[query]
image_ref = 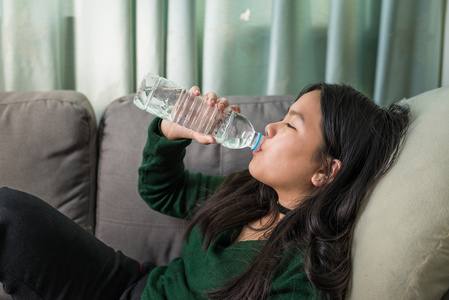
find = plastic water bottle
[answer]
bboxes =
[133,73,263,150]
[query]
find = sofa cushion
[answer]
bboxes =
[95,94,294,265]
[0,91,97,233]
[348,87,449,299]
[95,95,188,266]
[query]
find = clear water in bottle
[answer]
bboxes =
[134,73,263,150]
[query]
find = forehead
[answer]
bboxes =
[289,90,322,117]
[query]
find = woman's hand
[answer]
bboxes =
[160,86,241,144]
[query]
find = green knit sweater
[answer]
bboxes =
[138,118,320,299]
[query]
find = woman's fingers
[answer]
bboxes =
[195,90,240,113]
[216,97,229,111]
[203,92,218,107]
[231,105,241,114]
[189,86,201,96]
[161,87,242,145]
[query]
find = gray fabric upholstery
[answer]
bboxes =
[94,94,188,266]
[94,94,295,265]
[0,91,97,232]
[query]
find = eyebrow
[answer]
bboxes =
[287,107,305,122]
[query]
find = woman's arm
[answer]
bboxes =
[138,87,240,219]
[138,118,225,219]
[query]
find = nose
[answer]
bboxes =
[265,122,279,138]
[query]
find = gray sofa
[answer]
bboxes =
[1,87,449,299]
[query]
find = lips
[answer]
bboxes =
[253,136,265,152]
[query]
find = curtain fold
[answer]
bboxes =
[0,0,447,118]
[75,0,136,121]
[440,0,449,86]
[326,0,381,98]
[202,0,272,96]
[267,0,328,95]
[166,0,198,88]
[374,0,443,105]
[1,0,63,90]
[374,0,397,105]
[136,0,167,81]
[267,0,296,95]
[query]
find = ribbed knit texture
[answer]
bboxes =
[138,118,319,299]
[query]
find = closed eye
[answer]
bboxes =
[279,119,296,129]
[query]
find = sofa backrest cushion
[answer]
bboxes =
[347,87,449,299]
[95,94,294,265]
[0,91,97,233]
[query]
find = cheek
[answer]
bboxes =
[249,150,298,186]
[249,145,318,188]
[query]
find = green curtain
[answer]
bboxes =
[0,0,446,120]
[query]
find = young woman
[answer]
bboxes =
[0,82,409,299]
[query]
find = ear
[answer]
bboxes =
[312,158,342,187]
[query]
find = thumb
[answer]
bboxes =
[190,131,216,145]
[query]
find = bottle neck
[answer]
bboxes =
[250,132,263,150]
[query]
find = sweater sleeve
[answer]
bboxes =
[138,118,226,219]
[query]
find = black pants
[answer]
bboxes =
[0,187,153,300]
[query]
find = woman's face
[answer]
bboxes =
[249,90,324,202]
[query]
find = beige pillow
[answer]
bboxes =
[348,86,449,299]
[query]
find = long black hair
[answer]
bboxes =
[186,83,410,299]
